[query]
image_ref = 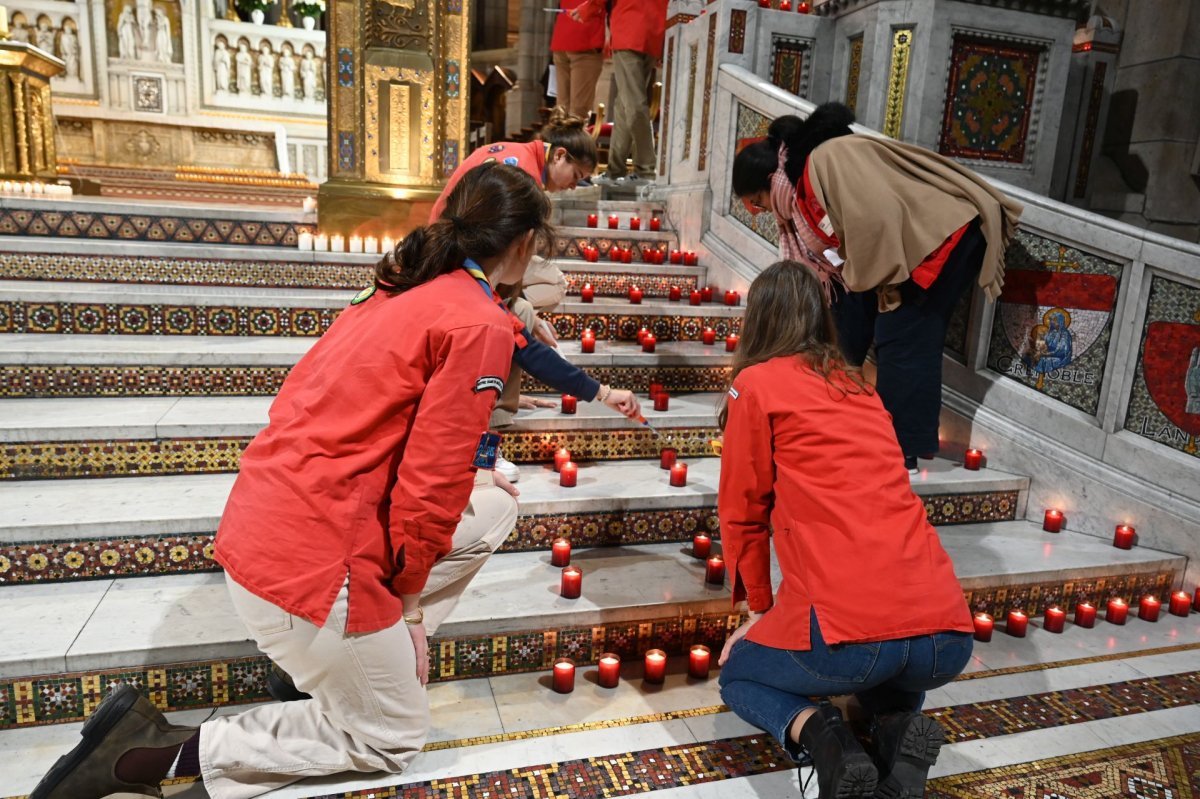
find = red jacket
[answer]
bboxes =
[552,0,604,52]
[215,270,514,633]
[431,141,548,223]
[719,356,973,650]
[576,0,667,59]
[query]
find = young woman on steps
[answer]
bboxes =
[715,260,975,798]
[30,164,557,799]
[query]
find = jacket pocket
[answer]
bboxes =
[931,631,973,678]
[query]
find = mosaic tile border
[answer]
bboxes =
[954,641,1200,683]
[938,34,1039,164]
[697,13,718,172]
[659,36,676,176]
[546,313,742,343]
[0,612,743,730]
[2,365,735,398]
[963,569,1175,619]
[0,208,312,247]
[551,234,677,263]
[0,300,339,337]
[0,252,372,290]
[0,492,1020,584]
[563,271,700,299]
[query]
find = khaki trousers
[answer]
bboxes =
[198,481,518,799]
[552,50,604,119]
[609,49,656,178]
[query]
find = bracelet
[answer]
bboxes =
[596,384,612,403]
[403,607,425,626]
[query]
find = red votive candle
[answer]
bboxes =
[561,394,577,414]
[660,447,677,469]
[688,645,711,678]
[552,658,575,693]
[701,286,714,303]
[622,248,633,264]
[642,333,657,354]
[693,533,711,559]
[637,327,649,345]
[586,246,599,263]
[670,462,688,487]
[609,246,621,262]
[1074,601,1097,628]
[1114,524,1135,549]
[559,461,578,488]
[1005,609,1028,638]
[550,536,571,566]
[608,214,619,229]
[581,283,595,302]
[630,216,641,231]
[581,330,596,353]
[702,327,716,346]
[724,290,740,306]
[1170,591,1191,617]
[670,249,683,264]
[689,289,702,306]
[553,448,571,473]
[649,217,661,232]
[560,565,582,598]
[653,391,669,411]
[1043,606,1065,633]
[964,448,983,470]
[1106,597,1128,625]
[757,0,768,7]
[629,285,643,304]
[597,653,621,688]
[669,285,682,301]
[1042,509,1064,532]
[644,649,667,683]
[972,612,994,642]
[780,0,791,10]
[586,213,598,228]
[648,381,664,398]
[705,554,725,584]
[685,251,699,266]
[799,1,811,11]
[726,334,739,352]
[1138,595,1161,622]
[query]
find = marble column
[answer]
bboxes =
[506,0,552,138]
[0,40,65,180]
[318,0,471,236]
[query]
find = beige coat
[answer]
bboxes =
[805,135,1023,308]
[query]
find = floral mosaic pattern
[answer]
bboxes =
[939,35,1040,163]
[547,313,742,342]
[0,252,374,290]
[552,234,677,262]
[0,208,311,247]
[525,366,735,396]
[1123,275,1200,460]
[962,570,1174,619]
[986,231,1123,415]
[0,301,340,337]
[728,103,779,248]
[563,270,700,298]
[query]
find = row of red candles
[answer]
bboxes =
[551,646,713,693]
[579,328,739,354]
[577,245,699,266]
[974,590,1200,640]
[586,214,663,232]
[552,534,724,595]
[758,0,812,10]
[580,284,739,305]
[552,440,690,486]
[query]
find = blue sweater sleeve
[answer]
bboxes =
[513,328,601,401]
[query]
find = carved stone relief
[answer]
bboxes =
[108,0,184,65]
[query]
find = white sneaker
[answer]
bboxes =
[495,453,520,483]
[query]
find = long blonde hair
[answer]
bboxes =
[717,260,871,430]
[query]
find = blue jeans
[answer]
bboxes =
[718,611,973,759]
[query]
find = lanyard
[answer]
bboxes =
[462,258,529,348]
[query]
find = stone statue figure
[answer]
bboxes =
[135,0,153,45]
[59,26,79,79]
[235,43,252,94]
[153,8,172,63]
[9,18,29,43]
[278,47,296,100]
[299,51,317,101]
[1187,347,1200,414]
[257,45,275,97]
[117,7,138,60]
[213,40,231,93]
[34,17,55,54]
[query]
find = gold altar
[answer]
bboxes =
[0,33,64,182]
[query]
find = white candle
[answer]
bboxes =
[21,182,32,195]
[2,181,12,195]
[313,233,329,251]
[364,236,378,254]
[381,236,395,255]
[302,196,317,213]
[348,235,363,254]
[329,234,345,252]
[32,182,44,195]
[297,231,313,251]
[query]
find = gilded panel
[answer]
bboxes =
[364,63,434,184]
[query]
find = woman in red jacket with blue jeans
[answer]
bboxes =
[716,261,974,799]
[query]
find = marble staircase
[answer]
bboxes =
[0,195,1194,798]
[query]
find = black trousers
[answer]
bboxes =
[832,219,985,458]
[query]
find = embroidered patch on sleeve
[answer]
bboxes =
[350,285,376,305]
[474,376,505,395]
[487,144,506,153]
[473,431,501,469]
[481,156,497,165]
[502,156,519,166]
[728,386,740,400]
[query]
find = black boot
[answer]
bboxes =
[266,663,311,703]
[871,711,946,798]
[798,702,878,798]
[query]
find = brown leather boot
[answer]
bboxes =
[30,685,198,799]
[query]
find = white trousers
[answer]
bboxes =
[198,482,518,799]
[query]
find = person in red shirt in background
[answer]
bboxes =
[715,261,974,799]
[572,0,667,182]
[29,164,554,799]
[551,0,605,119]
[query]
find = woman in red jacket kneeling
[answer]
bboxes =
[716,261,974,799]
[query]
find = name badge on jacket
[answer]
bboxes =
[473,432,502,469]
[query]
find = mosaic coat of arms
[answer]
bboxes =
[987,233,1122,415]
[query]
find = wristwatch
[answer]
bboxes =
[403,607,425,626]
